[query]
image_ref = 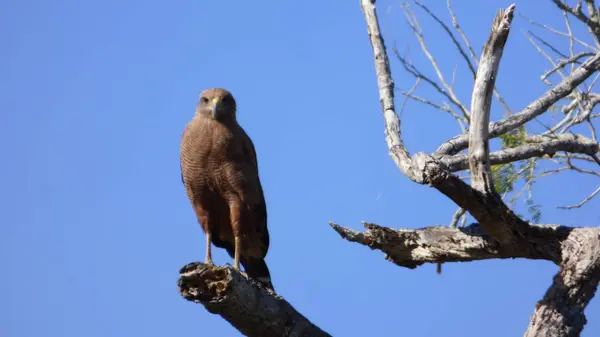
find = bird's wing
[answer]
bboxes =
[238,126,267,214]
[234,126,269,252]
[180,123,190,186]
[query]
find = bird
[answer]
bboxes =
[180,88,273,290]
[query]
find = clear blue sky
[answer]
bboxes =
[2,0,599,336]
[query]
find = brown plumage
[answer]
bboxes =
[180,88,273,289]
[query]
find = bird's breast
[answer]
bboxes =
[180,119,237,187]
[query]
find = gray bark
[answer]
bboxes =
[332,222,600,337]
[435,52,600,157]
[352,1,600,336]
[468,4,514,195]
[177,2,600,336]
[524,229,600,337]
[443,134,599,172]
[178,262,331,337]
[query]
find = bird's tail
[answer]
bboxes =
[241,257,274,290]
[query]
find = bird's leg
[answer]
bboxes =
[205,232,214,265]
[234,235,241,270]
[196,208,214,266]
[229,202,242,271]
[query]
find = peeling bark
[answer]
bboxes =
[178,262,331,337]
[525,228,600,337]
[350,1,600,336]
[331,221,523,268]
[330,222,595,269]
[332,222,600,336]
[177,2,600,336]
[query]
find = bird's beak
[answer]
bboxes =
[210,98,221,119]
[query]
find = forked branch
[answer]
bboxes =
[436,52,600,157]
[443,134,600,172]
[347,2,600,337]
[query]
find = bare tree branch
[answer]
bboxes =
[525,31,564,86]
[520,12,599,51]
[398,77,420,117]
[332,222,600,337]
[394,51,471,123]
[523,228,600,337]
[551,0,599,32]
[551,0,600,48]
[436,52,600,156]
[413,0,476,77]
[468,5,515,193]
[558,185,600,209]
[444,134,600,172]
[415,0,512,115]
[529,30,571,61]
[330,222,528,268]
[447,0,478,64]
[556,152,600,163]
[364,1,540,247]
[563,8,577,73]
[362,0,415,180]
[178,262,331,337]
[329,221,587,269]
[401,2,471,119]
[355,3,600,336]
[397,89,467,131]
[541,52,596,81]
[449,207,466,228]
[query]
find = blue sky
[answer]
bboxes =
[2,0,599,336]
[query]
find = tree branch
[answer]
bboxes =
[414,0,512,115]
[523,228,600,337]
[355,2,600,336]
[331,222,600,337]
[401,2,470,120]
[558,185,600,209]
[330,222,527,269]
[468,4,515,194]
[541,52,595,81]
[443,134,600,172]
[330,221,581,269]
[362,1,541,246]
[447,0,479,64]
[520,12,599,52]
[413,0,477,77]
[436,52,600,157]
[178,262,331,337]
[361,0,416,181]
[551,0,600,33]
[394,51,470,125]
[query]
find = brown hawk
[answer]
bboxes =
[180,88,273,289]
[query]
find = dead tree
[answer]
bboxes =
[178,1,600,336]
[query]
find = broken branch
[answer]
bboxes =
[178,262,331,337]
[468,4,515,194]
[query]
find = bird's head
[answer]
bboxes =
[195,88,237,122]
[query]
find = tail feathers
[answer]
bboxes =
[241,257,274,290]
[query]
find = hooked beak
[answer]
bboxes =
[210,98,221,119]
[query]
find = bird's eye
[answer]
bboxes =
[200,97,209,104]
